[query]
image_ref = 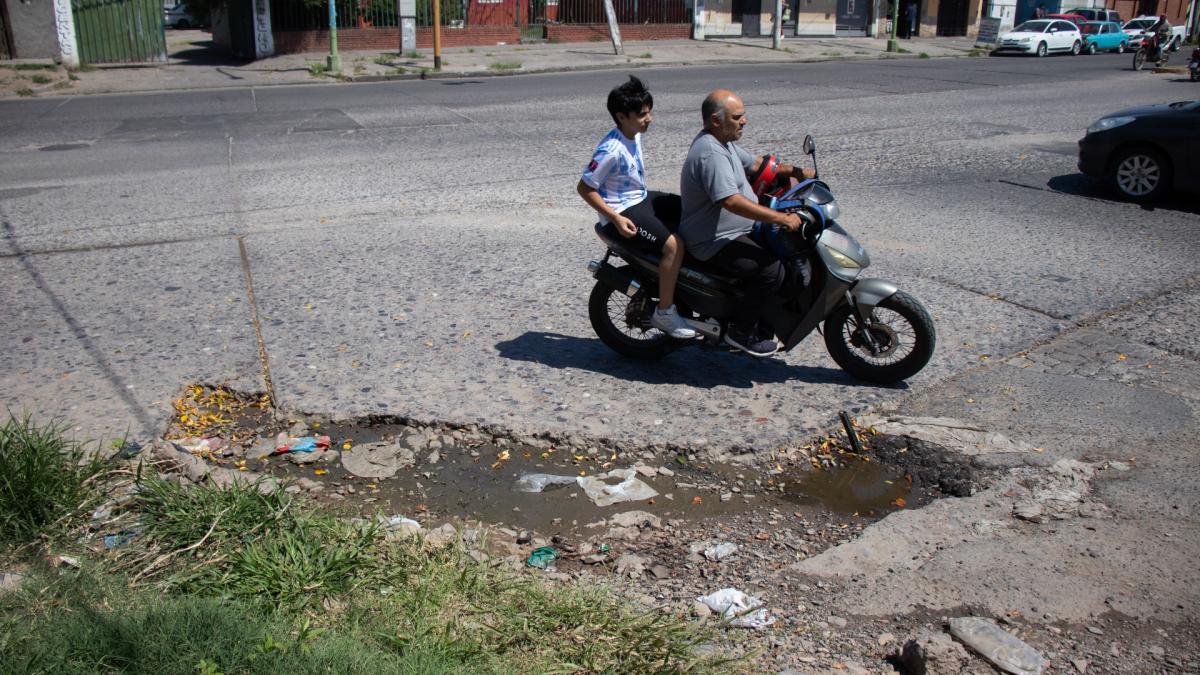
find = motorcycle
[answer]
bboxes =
[585,135,936,384]
[1132,34,1170,71]
[1189,46,1199,82]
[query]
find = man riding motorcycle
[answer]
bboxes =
[1146,15,1172,63]
[678,88,815,357]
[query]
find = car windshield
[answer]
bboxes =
[1080,23,1101,33]
[1014,21,1050,32]
[1124,19,1153,30]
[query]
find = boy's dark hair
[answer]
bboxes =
[606,75,653,125]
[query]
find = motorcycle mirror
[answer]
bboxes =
[802,135,815,155]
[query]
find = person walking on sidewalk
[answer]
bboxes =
[577,76,696,340]
[678,89,815,357]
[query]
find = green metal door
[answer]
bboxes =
[73,0,167,64]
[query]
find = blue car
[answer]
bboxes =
[1079,21,1128,54]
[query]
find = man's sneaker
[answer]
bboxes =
[650,305,697,339]
[724,325,779,357]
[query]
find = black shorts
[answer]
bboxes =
[599,191,681,254]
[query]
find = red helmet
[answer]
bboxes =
[749,153,781,197]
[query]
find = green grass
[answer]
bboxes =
[487,61,521,71]
[307,62,329,77]
[0,416,117,547]
[896,47,912,54]
[70,63,97,73]
[373,54,397,66]
[4,63,56,71]
[15,88,34,97]
[634,52,653,59]
[919,52,930,58]
[30,74,52,84]
[405,50,424,59]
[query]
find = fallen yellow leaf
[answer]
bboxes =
[314,468,327,475]
[342,441,352,450]
[1117,353,1127,361]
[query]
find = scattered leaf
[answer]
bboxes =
[691,496,703,505]
[342,441,352,450]
[1117,353,1127,361]
[314,468,327,476]
[891,497,906,507]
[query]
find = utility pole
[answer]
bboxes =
[887,0,899,52]
[327,0,341,71]
[433,0,443,69]
[772,0,783,48]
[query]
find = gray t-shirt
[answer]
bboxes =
[679,132,756,261]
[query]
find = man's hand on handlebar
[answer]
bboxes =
[778,212,804,233]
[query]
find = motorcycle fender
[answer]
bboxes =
[850,278,898,322]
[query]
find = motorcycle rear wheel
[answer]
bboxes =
[1133,49,1146,70]
[588,275,673,359]
[824,291,935,384]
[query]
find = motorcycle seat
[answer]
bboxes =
[594,223,743,287]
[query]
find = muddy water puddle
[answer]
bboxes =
[166,386,959,541]
[266,423,760,535]
[781,461,912,516]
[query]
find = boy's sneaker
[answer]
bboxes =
[651,305,697,339]
[724,325,779,357]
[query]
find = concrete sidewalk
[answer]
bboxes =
[0,33,981,99]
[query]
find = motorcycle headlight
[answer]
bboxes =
[823,245,861,269]
[1087,116,1135,134]
[823,200,840,221]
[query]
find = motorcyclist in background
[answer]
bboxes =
[1147,15,1171,63]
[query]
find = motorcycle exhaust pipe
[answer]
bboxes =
[588,260,641,297]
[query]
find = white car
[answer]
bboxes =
[1121,17,1186,51]
[996,19,1083,56]
[163,3,200,29]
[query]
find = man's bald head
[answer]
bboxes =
[701,89,747,143]
[701,89,741,129]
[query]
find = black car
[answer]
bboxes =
[1077,100,1200,202]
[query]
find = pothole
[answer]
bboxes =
[161,385,991,541]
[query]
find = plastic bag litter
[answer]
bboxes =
[386,515,421,529]
[703,542,738,561]
[577,468,659,507]
[514,473,579,493]
[696,588,776,629]
[525,546,558,569]
[274,434,331,454]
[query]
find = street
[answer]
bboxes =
[3,49,1200,671]
[1,52,1195,446]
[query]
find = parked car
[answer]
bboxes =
[1046,12,1088,28]
[163,3,199,29]
[996,20,1084,56]
[1067,8,1122,24]
[1078,100,1200,202]
[1122,16,1186,52]
[1079,21,1129,54]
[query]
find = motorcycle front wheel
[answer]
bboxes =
[1133,48,1146,70]
[824,291,935,384]
[588,274,673,359]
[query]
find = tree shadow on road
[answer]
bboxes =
[495,331,886,390]
[1045,173,1200,216]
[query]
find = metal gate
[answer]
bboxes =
[935,0,967,36]
[72,0,166,64]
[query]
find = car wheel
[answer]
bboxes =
[1116,41,1125,54]
[1071,40,1082,55]
[1110,146,1172,203]
[1086,41,1096,55]
[176,19,190,29]
[1036,42,1047,57]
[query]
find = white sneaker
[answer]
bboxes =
[650,305,697,339]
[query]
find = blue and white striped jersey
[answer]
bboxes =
[580,128,647,220]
